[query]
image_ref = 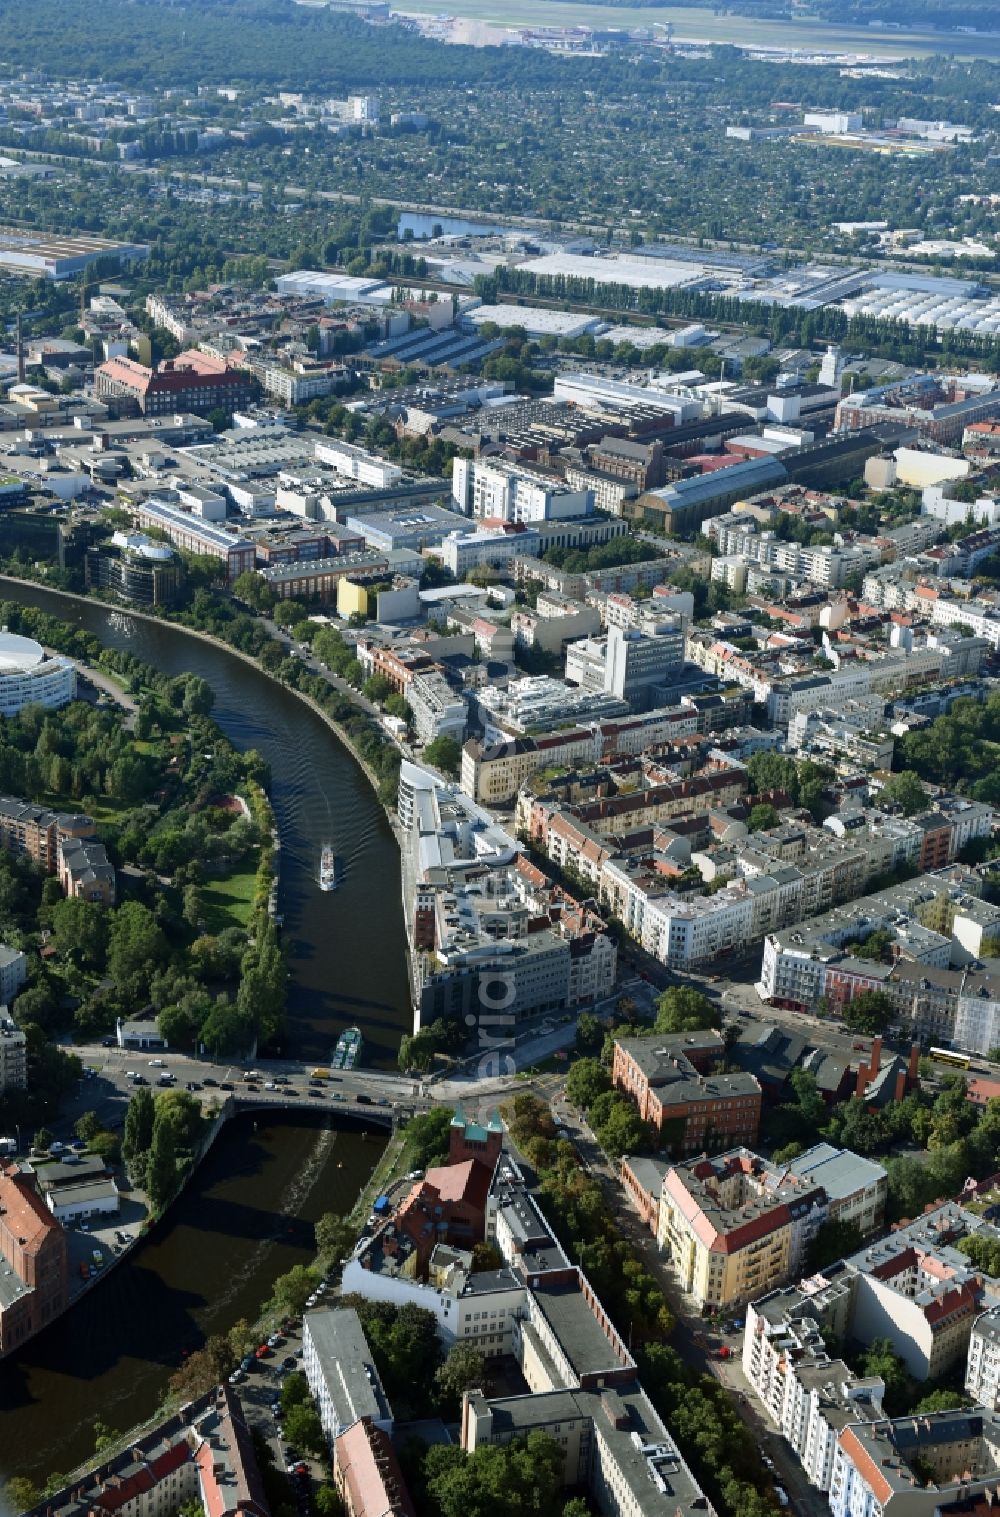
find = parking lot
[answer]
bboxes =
[232,1276,342,1500]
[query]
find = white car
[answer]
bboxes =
[149,1058,165,1067]
[265,1081,278,1091]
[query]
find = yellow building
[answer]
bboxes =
[657,1149,827,1311]
[336,576,372,620]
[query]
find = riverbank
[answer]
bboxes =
[0,574,394,810]
[0,1113,389,1496]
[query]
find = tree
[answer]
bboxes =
[90,1131,122,1166]
[108,901,169,997]
[654,986,719,1035]
[314,1212,356,1263]
[434,1343,487,1414]
[401,1107,452,1169]
[470,1241,503,1273]
[747,803,779,832]
[422,735,461,777]
[424,1431,564,1517]
[314,1486,344,1517]
[270,1264,318,1316]
[913,1388,968,1414]
[123,1086,156,1169]
[50,896,108,970]
[32,1127,53,1153]
[281,1371,312,1416]
[283,1403,325,1459]
[804,1218,863,1274]
[566,1057,611,1110]
[75,1109,102,1143]
[858,1338,913,1415]
[145,1111,178,1212]
[842,990,893,1035]
[591,1095,652,1158]
[574,1011,603,1055]
[4,1478,40,1513]
[878,769,927,816]
[153,1088,202,1148]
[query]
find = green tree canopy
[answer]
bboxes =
[654,985,719,1035]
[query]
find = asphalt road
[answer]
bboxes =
[44,1040,427,1156]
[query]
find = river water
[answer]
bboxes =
[0,583,407,1488]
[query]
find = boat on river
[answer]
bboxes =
[333,1025,362,1070]
[319,844,339,891]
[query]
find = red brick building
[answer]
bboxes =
[95,349,255,417]
[0,1162,69,1355]
[612,1033,762,1156]
[393,1158,494,1270]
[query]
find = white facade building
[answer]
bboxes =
[314,438,402,489]
[0,633,76,717]
[452,457,591,524]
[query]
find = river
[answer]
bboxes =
[0,581,407,1489]
[0,582,413,1067]
[0,1113,387,1487]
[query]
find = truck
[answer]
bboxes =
[311,1068,331,1081]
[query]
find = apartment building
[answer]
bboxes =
[657,1149,829,1310]
[302,1307,393,1445]
[778,1143,887,1234]
[334,1418,415,1517]
[406,668,467,744]
[26,1387,269,1517]
[59,834,116,906]
[744,1279,882,1492]
[759,867,1000,1054]
[967,1308,1000,1411]
[830,1410,1000,1517]
[612,1034,762,1155]
[602,859,755,968]
[0,1009,27,1094]
[461,704,700,806]
[475,676,631,742]
[0,1161,69,1355]
[0,943,27,1006]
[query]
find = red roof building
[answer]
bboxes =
[0,1161,68,1355]
[95,349,255,417]
[334,1417,415,1517]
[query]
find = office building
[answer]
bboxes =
[452,457,592,523]
[0,632,76,716]
[130,499,255,582]
[84,532,184,608]
[95,350,254,417]
[603,622,686,711]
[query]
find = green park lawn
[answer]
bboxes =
[199,866,259,934]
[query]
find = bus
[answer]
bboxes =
[929,1047,971,1070]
